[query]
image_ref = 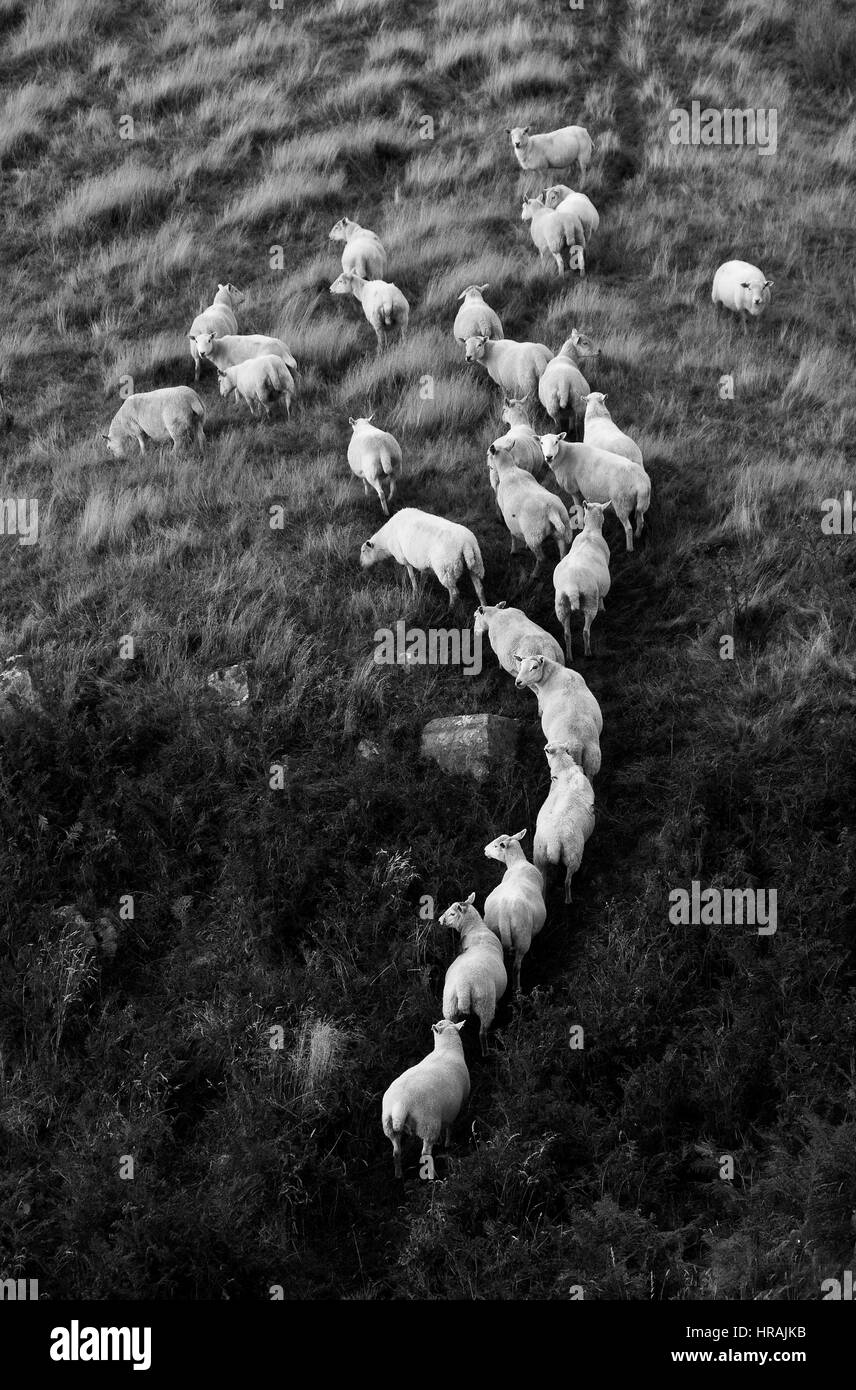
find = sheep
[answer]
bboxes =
[439,893,508,1056]
[507,124,593,186]
[521,197,585,277]
[711,259,773,329]
[489,396,544,478]
[453,284,504,343]
[195,331,297,375]
[103,387,205,459]
[581,392,643,466]
[541,185,600,240]
[487,442,573,577]
[473,601,564,675]
[483,830,547,995]
[538,329,600,439]
[533,742,596,903]
[217,354,295,419]
[347,415,402,516]
[553,501,611,659]
[328,217,387,280]
[360,507,487,609]
[465,334,552,399]
[514,654,602,780]
[187,282,242,382]
[539,431,651,552]
[381,1019,469,1179]
[329,270,409,351]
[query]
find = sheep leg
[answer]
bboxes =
[387,477,396,503]
[470,572,487,607]
[444,581,460,611]
[510,534,524,554]
[420,1139,435,1179]
[362,479,370,498]
[376,484,389,517]
[391,1133,403,1180]
[582,606,594,656]
[553,252,565,276]
[479,1023,489,1058]
[405,562,419,595]
[513,952,523,997]
[622,516,634,551]
[563,615,573,662]
[564,862,574,903]
[635,507,645,538]
[529,543,545,579]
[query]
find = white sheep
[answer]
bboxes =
[465,335,552,398]
[347,415,402,516]
[553,501,611,659]
[381,1019,469,1179]
[217,354,295,419]
[514,654,602,780]
[711,259,773,328]
[453,284,504,343]
[360,507,487,609]
[581,392,643,466]
[439,893,508,1056]
[195,331,297,375]
[540,431,650,552]
[541,185,600,240]
[187,283,242,382]
[487,442,573,576]
[521,197,585,277]
[507,124,593,186]
[538,329,600,439]
[329,270,409,351]
[103,387,205,458]
[533,742,596,903]
[328,217,387,280]
[489,396,544,478]
[483,830,547,995]
[473,601,564,675]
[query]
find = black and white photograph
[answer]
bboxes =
[0,0,854,1360]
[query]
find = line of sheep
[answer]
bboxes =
[91,116,773,1182]
[379,126,774,1181]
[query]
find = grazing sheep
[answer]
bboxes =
[453,284,504,343]
[465,334,552,398]
[483,830,547,995]
[195,331,297,376]
[488,442,573,576]
[187,282,242,382]
[538,330,600,439]
[439,893,508,1057]
[539,431,650,551]
[328,217,387,280]
[521,197,585,277]
[489,396,544,479]
[553,501,611,659]
[507,124,593,186]
[347,415,402,516]
[581,392,643,466]
[329,270,409,351]
[104,387,205,458]
[533,742,596,903]
[541,185,600,240]
[360,507,487,608]
[217,354,295,419]
[711,259,773,329]
[514,654,602,780]
[473,601,564,675]
[381,1019,469,1179]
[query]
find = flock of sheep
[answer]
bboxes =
[97,119,774,1181]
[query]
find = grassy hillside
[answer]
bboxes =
[1,0,855,1299]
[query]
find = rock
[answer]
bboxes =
[0,656,42,724]
[420,714,521,782]
[356,738,381,760]
[206,662,250,715]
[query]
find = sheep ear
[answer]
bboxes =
[453,1020,466,1031]
[348,416,355,426]
[478,283,489,291]
[465,891,476,905]
[557,431,567,441]
[765,279,774,288]
[513,829,527,841]
[497,600,506,609]
[523,126,530,134]
[366,413,374,423]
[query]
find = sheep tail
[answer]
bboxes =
[497,912,513,954]
[380,450,396,475]
[463,541,484,579]
[190,395,204,418]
